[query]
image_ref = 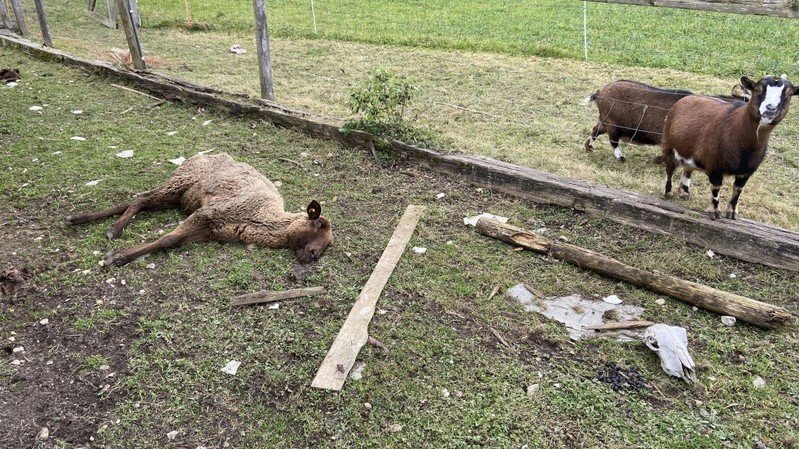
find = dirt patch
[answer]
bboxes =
[0,267,30,296]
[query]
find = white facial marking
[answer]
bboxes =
[680,175,691,187]
[759,84,785,119]
[614,146,624,160]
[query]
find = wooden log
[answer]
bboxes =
[476,218,795,329]
[5,34,799,272]
[586,0,799,19]
[312,205,425,391]
[230,286,325,307]
[583,320,655,331]
[252,0,274,100]
[115,0,145,70]
[9,0,27,36]
[32,0,52,47]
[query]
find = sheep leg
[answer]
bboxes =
[67,204,131,225]
[584,123,604,152]
[104,212,212,267]
[725,175,750,220]
[106,189,183,240]
[678,169,693,200]
[707,173,723,220]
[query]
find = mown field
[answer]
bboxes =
[1,43,799,449]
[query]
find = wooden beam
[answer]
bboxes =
[9,0,28,36]
[476,218,795,329]
[312,205,425,391]
[252,0,274,100]
[586,0,799,19]
[583,320,655,331]
[115,0,144,70]
[5,34,799,273]
[32,0,52,47]
[0,0,14,30]
[230,286,325,307]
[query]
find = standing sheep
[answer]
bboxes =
[661,75,798,220]
[67,153,334,266]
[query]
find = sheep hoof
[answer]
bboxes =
[678,191,690,200]
[707,210,721,220]
[104,250,128,267]
[664,191,674,199]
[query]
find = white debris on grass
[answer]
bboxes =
[116,150,134,158]
[463,213,509,227]
[229,44,247,54]
[706,249,715,259]
[6,82,17,88]
[527,383,540,396]
[71,110,83,114]
[52,151,61,155]
[721,316,736,326]
[412,247,427,254]
[655,298,667,306]
[85,180,102,186]
[644,324,696,382]
[602,294,623,305]
[508,284,644,341]
[753,376,767,388]
[168,156,186,166]
[146,263,156,270]
[12,346,24,353]
[435,192,446,199]
[11,359,22,366]
[729,273,737,279]
[166,131,178,136]
[221,360,241,375]
[350,362,366,381]
[71,136,87,141]
[166,430,179,440]
[29,105,43,111]
[202,119,212,126]
[39,318,49,325]
[273,181,282,188]
[268,303,280,310]
[37,427,49,440]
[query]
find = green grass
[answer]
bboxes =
[1,46,799,449]
[132,0,799,77]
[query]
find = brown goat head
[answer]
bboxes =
[741,75,799,126]
[290,200,334,263]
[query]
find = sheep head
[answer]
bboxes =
[290,200,333,263]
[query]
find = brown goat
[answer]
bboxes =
[585,80,744,162]
[661,75,798,220]
[67,153,334,266]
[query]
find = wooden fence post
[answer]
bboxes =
[0,1,14,31]
[9,0,28,36]
[32,0,52,47]
[116,0,145,70]
[252,0,275,100]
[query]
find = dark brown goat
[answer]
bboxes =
[67,153,334,266]
[585,80,744,162]
[661,75,798,220]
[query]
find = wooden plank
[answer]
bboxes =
[311,205,425,391]
[0,0,14,30]
[32,0,52,46]
[230,286,325,306]
[583,320,656,331]
[252,0,274,100]
[476,218,795,329]
[4,34,799,272]
[586,0,799,18]
[115,0,144,69]
[9,0,28,36]
[386,140,799,271]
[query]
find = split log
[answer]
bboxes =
[312,205,425,391]
[586,0,799,19]
[476,218,795,329]
[230,286,325,307]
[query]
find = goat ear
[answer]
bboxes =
[792,85,799,96]
[740,76,757,91]
[307,200,322,220]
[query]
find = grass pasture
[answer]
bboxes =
[1,44,799,448]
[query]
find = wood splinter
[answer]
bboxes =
[230,286,325,306]
[583,320,656,331]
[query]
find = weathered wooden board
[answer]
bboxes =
[4,34,799,271]
[587,0,799,19]
[476,218,795,329]
[230,286,325,307]
[32,0,52,47]
[311,205,425,391]
[9,0,28,36]
[115,0,144,69]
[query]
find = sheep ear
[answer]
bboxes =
[307,200,321,220]
[740,76,757,91]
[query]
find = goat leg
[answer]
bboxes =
[725,175,750,220]
[584,123,604,153]
[678,170,693,200]
[105,213,212,266]
[66,204,130,225]
[707,174,723,220]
